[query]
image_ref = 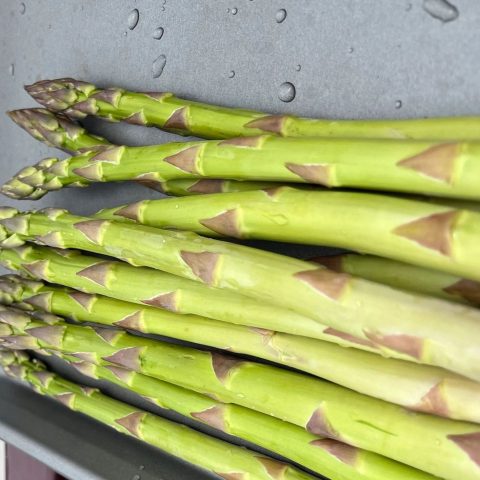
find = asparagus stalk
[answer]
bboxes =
[26,78,480,141]
[95,188,480,281]
[3,274,480,423]
[4,135,480,201]
[1,208,480,381]
[0,244,364,349]
[7,108,110,153]
[312,254,480,307]
[0,313,478,480]
[0,352,316,480]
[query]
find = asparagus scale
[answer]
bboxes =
[0,351,315,480]
[26,78,480,141]
[1,208,480,382]
[3,273,480,423]
[0,312,478,480]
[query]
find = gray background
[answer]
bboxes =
[0,0,478,478]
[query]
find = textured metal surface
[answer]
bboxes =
[0,0,477,479]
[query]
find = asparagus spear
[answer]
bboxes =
[4,135,480,201]
[1,351,439,480]
[312,254,480,307]
[0,313,478,480]
[3,274,480,423]
[7,109,110,153]
[0,245,365,350]
[26,78,480,141]
[1,208,480,381]
[0,352,316,480]
[95,188,480,281]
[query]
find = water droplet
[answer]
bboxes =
[228,70,235,78]
[295,64,301,72]
[152,55,167,78]
[127,9,140,30]
[278,82,296,103]
[348,47,354,54]
[161,6,165,11]
[395,100,403,109]
[232,7,238,15]
[275,8,287,23]
[423,0,459,22]
[153,27,164,40]
[123,31,128,37]
[406,2,413,11]
[20,3,26,14]
[8,64,15,76]
[226,8,230,13]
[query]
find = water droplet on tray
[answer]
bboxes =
[226,8,230,13]
[153,27,164,40]
[406,2,413,11]
[8,64,15,76]
[20,3,26,14]
[123,31,128,37]
[228,70,235,78]
[348,47,354,54]
[127,9,140,30]
[395,100,403,109]
[278,82,296,103]
[423,0,459,22]
[232,7,238,15]
[152,55,167,78]
[276,8,287,23]
[295,64,301,72]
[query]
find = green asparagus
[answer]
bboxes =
[3,274,480,423]
[95,188,480,281]
[311,254,480,306]
[0,351,315,480]
[1,207,480,380]
[4,135,480,200]
[7,108,110,153]
[0,313,478,480]
[26,78,480,140]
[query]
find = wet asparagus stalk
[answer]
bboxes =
[95,188,480,281]
[3,273,480,423]
[0,351,316,480]
[25,78,480,140]
[0,311,478,480]
[3,135,480,201]
[1,208,480,381]
[311,254,480,307]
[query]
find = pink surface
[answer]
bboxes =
[7,445,65,480]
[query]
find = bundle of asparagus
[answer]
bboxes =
[1,307,479,480]
[0,324,443,480]
[2,77,480,480]
[0,350,318,480]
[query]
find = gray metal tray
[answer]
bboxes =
[0,0,478,478]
